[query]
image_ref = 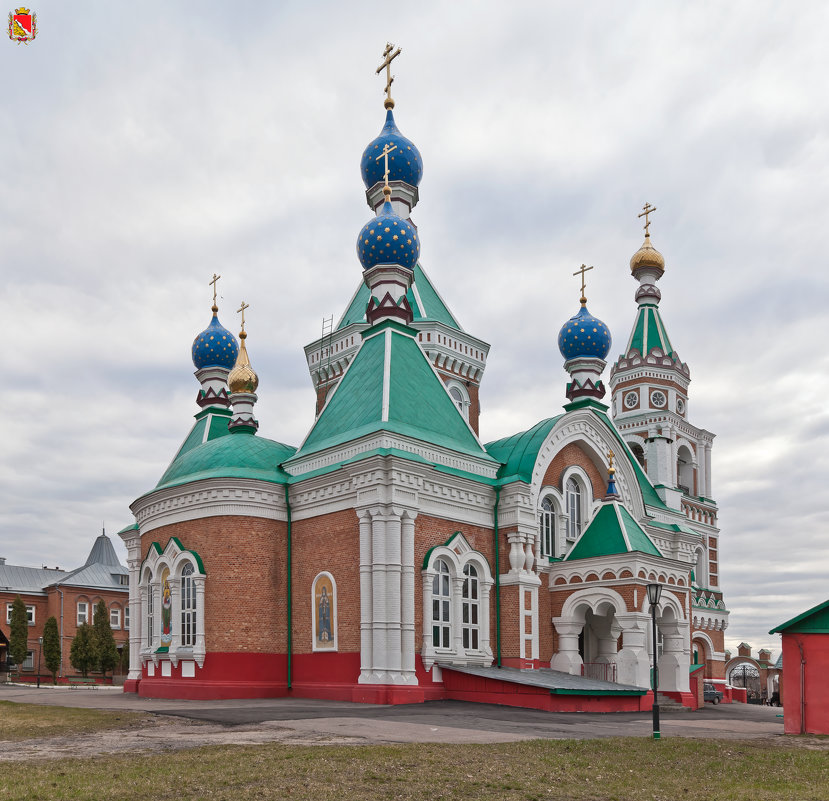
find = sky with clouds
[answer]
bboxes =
[1,2,827,657]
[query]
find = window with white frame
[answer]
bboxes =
[447,383,470,421]
[539,497,556,558]
[6,604,35,625]
[22,651,34,671]
[461,564,479,650]
[124,605,130,630]
[77,601,88,626]
[432,559,451,649]
[110,607,121,629]
[180,562,196,647]
[565,478,582,540]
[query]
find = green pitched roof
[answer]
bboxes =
[484,417,563,482]
[625,304,674,357]
[170,408,233,464]
[291,320,492,462]
[770,599,829,634]
[565,501,662,561]
[154,433,296,491]
[337,264,461,331]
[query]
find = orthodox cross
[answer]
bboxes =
[608,449,615,472]
[638,202,657,235]
[237,301,250,332]
[376,42,402,109]
[573,263,594,305]
[209,273,221,307]
[375,142,398,191]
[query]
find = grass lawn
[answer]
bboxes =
[1,737,827,801]
[0,700,148,741]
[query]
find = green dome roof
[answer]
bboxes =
[156,434,296,491]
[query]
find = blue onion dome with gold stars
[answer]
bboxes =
[361,110,423,189]
[558,305,612,361]
[192,307,239,370]
[357,200,420,271]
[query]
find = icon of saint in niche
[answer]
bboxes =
[318,586,332,643]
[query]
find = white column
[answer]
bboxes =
[123,531,142,684]
[480,582,493,660]
[193,576,206,668]
[704,444,713,498]
[385,511,403,678]
[551,618,583,675]
[615,613,651,687]
[451,575,465,658]
[169,575,181,664]
[400,511,417,684]
[358,508,375,684]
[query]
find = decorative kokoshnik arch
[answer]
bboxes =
[140,537,206,669]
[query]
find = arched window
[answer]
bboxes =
[539,497,556,558]
[677,445,695,494]
[629,441,646,469]
[180,562,196,647]
[462,564,479,650]
[447,383,469,421]
[432,559,451,649]
[566,478,582,541]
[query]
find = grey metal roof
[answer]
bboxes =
[0,564,67,594]
[48,562,127,591]
[438,664,647,695]
[84,533,123,567]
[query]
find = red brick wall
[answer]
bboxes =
[542,443,605,498]
[143,516,286,654]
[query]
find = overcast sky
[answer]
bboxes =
[2,2,827,657]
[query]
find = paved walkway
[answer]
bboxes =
[0,684,786,744]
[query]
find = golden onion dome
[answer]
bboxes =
[629,233,665,273]
[228,331,259,394]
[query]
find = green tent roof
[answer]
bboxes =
[485,417,563,482]
[154,432,296,491]
[565,501,662,561]
[624,303,674,357]
[770,599,829,634]
[291,320,493,463]
[337,264,461,331]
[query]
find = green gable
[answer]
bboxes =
[291,321,493,463]
[337,264,461,331]
[565,501,661,561]
[770,599,829,634]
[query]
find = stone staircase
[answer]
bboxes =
[656,692,687,710]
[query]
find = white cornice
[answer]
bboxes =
[131,478,286,535]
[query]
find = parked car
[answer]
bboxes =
[704,682,723,704]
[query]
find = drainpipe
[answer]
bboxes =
[494,485,502,668]
[284,484,293,690]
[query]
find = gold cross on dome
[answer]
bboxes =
[237,301,250,332]
[376,42,402,109]
[209,273,221,307]
[638,202,657,235]
[375,142,398,191]
[573,263,594,305]
[608,449,615,472]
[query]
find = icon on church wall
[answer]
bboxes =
[8,7,36,43]
[160,566,172,647]
[312,572,337,651]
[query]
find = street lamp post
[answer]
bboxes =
[36,636,43,689]
[647,583,662,740]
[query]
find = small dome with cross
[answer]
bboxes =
[361,110,423,189]
[357,200,420,271]
[558,306,612,361]
[192,311,239,370]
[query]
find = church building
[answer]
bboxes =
[120,48,728,709]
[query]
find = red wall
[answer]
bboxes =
[781,633,829,735]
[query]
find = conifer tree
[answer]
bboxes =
[9,596,29,674]
[42,616,61,683]
[92,600,119,677]
[69,622,96,677]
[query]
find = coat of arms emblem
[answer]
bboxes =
[8,7,36,43]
